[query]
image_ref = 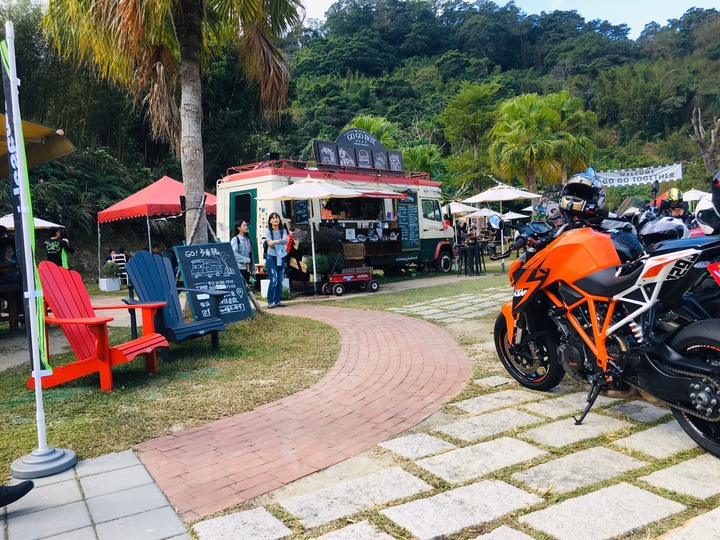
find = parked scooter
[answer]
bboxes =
[489,171,720,457]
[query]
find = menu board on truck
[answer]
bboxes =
[397,194,419,249]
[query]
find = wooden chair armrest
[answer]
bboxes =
[96,302,166,310]
[111,300,165,334]
[45,315,114,326]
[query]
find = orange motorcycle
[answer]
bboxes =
[489,188,720,456]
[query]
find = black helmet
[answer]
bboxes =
[559,168,606,218]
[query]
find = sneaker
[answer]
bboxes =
[275,302,287,307]
[266,303,276,309]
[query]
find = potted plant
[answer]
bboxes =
[99,261,121,292]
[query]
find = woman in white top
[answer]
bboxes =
[264,212,288,308]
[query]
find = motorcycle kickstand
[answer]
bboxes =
[573,380,604,425]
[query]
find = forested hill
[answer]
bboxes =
[1,0,720,236]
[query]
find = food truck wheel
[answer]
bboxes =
[436,251,453,273]
[332,283,345,296]
[369,280,380,292]
[322,283,332,295]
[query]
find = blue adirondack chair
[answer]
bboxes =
[124,251,227,356]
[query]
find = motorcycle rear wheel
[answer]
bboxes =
[667,319,720,457]
[494,313,565,391]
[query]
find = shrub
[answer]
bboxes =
[100,262,120,278]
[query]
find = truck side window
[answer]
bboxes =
[422,200,442,222]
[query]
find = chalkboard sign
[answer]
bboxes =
[397,195,419,249]
[295,200,309,224]
[174,242,252,323]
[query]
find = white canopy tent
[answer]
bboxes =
[0,213,62,230]
[684,188,711,202]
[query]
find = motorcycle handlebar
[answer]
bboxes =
[489,237,527,260]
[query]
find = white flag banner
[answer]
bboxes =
[596,163,683,187]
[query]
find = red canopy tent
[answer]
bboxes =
[97,175,216,223]
[96,176,217,278]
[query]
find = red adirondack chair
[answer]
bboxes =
[29,262,169,392]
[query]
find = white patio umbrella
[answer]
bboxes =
[259,177,361,294]
[466,208,500,218]
[0,213,62,230]
[502,211,529,220]
[463,184,541,270]
[441,201,477,215]
[442,201,478,246]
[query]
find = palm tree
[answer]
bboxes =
[543,91,597,181]
[402,144,444,179]
[42,0,302,244]
[343,115,399,148]
[489,93,564,193]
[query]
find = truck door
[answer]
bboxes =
[420,199,449,241]
[230,189,258,263]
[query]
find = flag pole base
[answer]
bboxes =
[10,447,77,479]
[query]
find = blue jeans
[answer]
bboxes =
[265,256,286,305]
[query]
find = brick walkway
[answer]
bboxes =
[137,305,472,520]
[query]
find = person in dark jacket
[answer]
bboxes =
[44,227,75,268]
[659,187,691,222]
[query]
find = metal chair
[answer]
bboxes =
[112,253,128,285]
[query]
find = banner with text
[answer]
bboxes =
[595,163,682,187]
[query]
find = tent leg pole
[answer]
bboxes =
[310,201,317,295]
[500,202,505,273]
[147,216,152,251]
[97,222,101,281]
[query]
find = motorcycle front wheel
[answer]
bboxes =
[494,313,565,391]
[667,319,720,457]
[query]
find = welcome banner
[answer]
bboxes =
[596,163,683,187]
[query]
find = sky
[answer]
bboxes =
[303,0,718,40]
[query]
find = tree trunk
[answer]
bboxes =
[690,106,720,175]
[525,166,538,193]
[175,0,207,244]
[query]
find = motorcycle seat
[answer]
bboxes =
[648,236,720,255]
[575,265,643,298]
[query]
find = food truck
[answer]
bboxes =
[215,129,454,277]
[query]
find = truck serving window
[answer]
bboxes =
[422,199,442,221]
[326,197,383,220]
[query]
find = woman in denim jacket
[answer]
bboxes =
[231,220,256,285]
[264,212,288,308]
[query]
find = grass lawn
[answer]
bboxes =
[0,314,339,478]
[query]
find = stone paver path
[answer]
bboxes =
[184,281,720,540]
